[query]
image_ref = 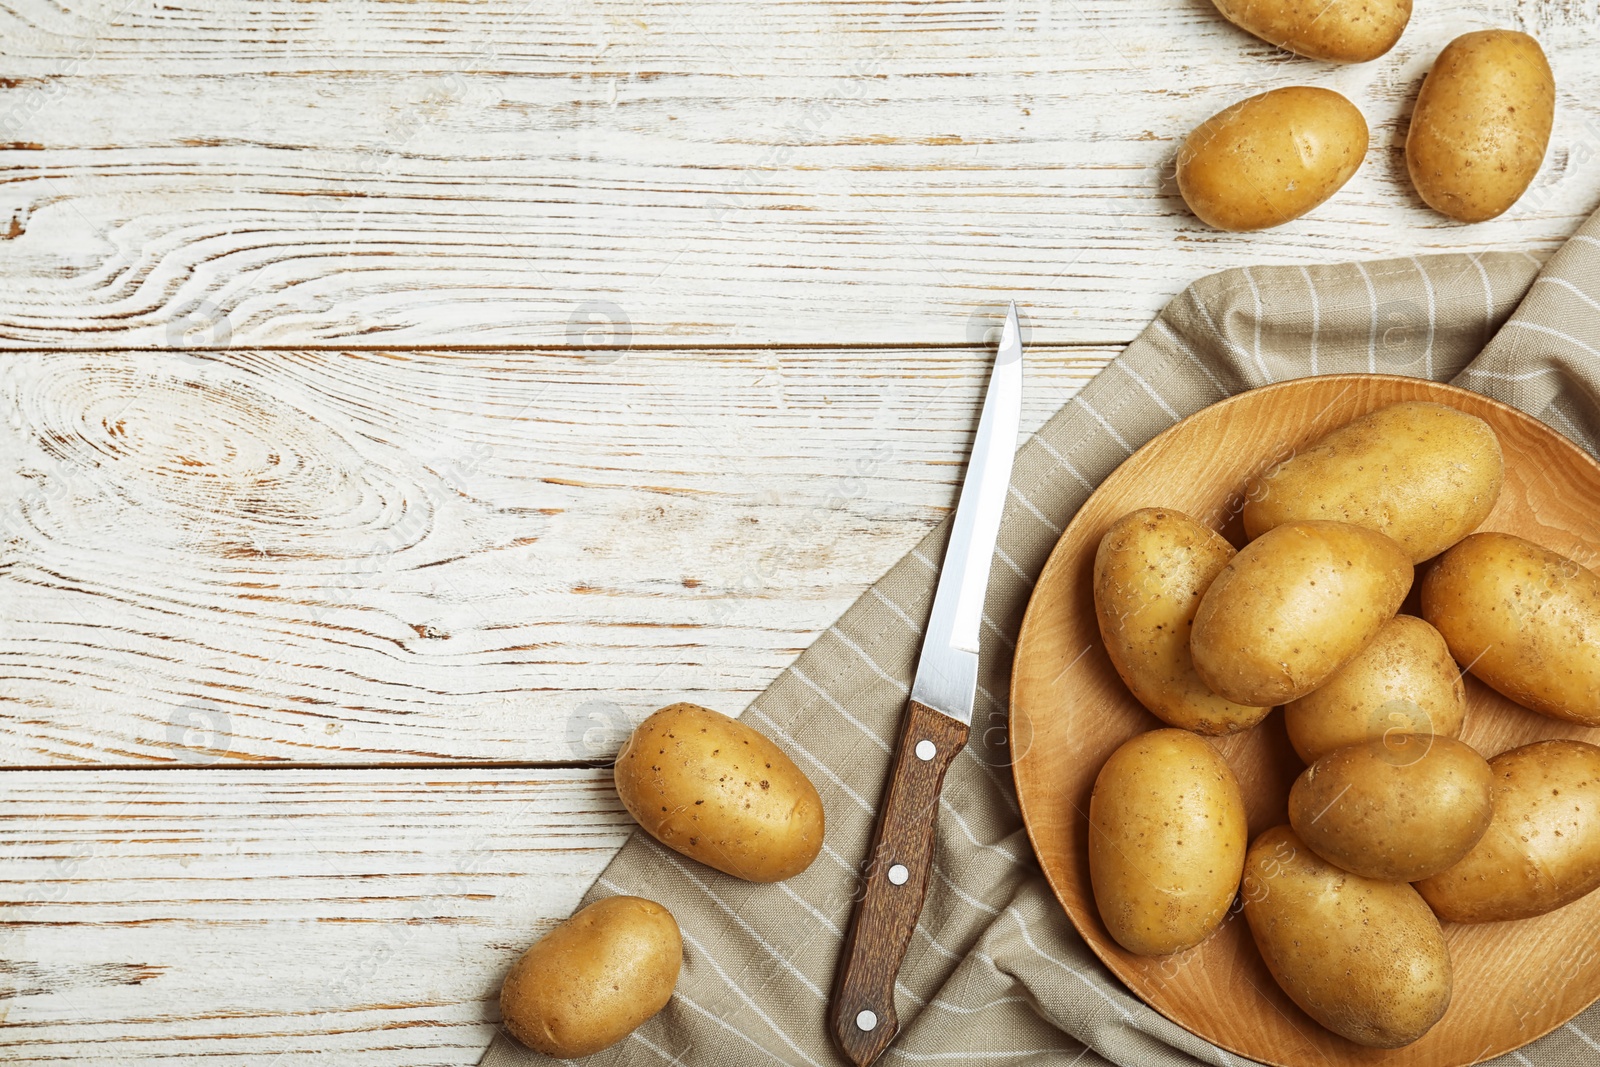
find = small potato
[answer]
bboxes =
[1417,740,1600,923]
[614,703,824,882]
[1288,735,1493,881]
[1191,521,1413,706]
[500,896,682,1057]
[1284,615,1465,764]
[1422,533,1600,726]
[1094,508,1271,734]
[1407,30,1555,223]
[1243,401,1504,563]
[1210,0,1411,63]
[1177,86,1368,232]
[1244,826,1451,1048]
[1088,729,1248,955]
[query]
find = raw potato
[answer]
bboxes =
[1094,509,1270,734]
[1177,87,1368,232]
[500,896,682,1057]
[1407,30,1555,223]
[1422,533,1600,726]
[1088,729,1248,955]
[1243,401,1504,563]
[1288,735,1494,881]
[1243,826,1452,1048]
[1417,740,1600,923]
[1209,0,1411,63]
[614,703,825,882]
[1284,615,1466,764]
[1191,521,1413,706]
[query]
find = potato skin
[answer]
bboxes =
[1243,826,1451,1048]
[1284,614,1465,764]
[614,703,824,882]
[1094,509,1271,734]
[1088,729,1248,955]
[1191,521,1413,706]
[1288,735,1493,881]
[1210,0,1411,63]
[1421,533,1600,726]
[1417,740,1600,923]
[1406,30,1555,223]
[1243,401,1503,563]
[500,896,682,1057]
[1177,87,1368,232]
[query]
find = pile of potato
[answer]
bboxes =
[499,702,826,1056]
[1087,401,1600,1048]
[1176,2,1555,229]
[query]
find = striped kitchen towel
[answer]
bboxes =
[481,206,1600,1067]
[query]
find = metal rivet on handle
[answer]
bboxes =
[887,863,909,885]
[856,1009,878,1032]
[915,739,936,761]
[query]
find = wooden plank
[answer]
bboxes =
[0,768,632,1065]
[0,0,1595,346]
[0,344,1110,767]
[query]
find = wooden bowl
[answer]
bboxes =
[1010,374,1600,1067]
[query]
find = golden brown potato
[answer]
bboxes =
[1210,0,1411,63]
[1407,30,1555,223]
[1243,401,1503,563]
[1094,508,1271,734]
[1088,729,1248,955]
[614,703,824,882]
[1284,614,1465,764]
[500,896,682,1057]
[1288,735,1493,881]
[1417,740,1600,923]
[1191,521,1413,706]
[1177,87,1368,232]
[1422,533,1600,726]
[1243,826,1451,1048]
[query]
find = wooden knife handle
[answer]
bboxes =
[830,699,970,1067]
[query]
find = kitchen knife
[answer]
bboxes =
[829,303,1024,1067]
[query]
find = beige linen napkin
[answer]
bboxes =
[482,208,1600,1067]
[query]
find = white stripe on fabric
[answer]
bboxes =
[676,930,830,1067]
[1152,317,1228,395]
[1504,320,1600,360]
[790,664,892,752]
[1567,1021,1600,1050]
[1546,402,1600,454]
[982,613,1017,650]
[1116,359,1181,422]
[828,625,911,695]
[1353,259,1379,373]
[870,586,925,635]
[928,993,1033,1016]
[1536,275,1600,315]
[1473,256,1495,334]
[1009,483,1063,535]
[934,863,1002,915]
[1032,434,1096,492]
[628,1027,689,1066]
[1298,265,1320,376]
[675,985,824,1067]
[886,1049,1074,1062]
[1410,255,1437,377]
[747,706,874,813]
[1073,395,1134,455]
[1190,293,1272,385]
[1006,906,1136,1022]
[1241,266,1268,382]
[994,545,1036,587]
[1459,363,1562,383]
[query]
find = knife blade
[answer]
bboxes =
[829,303,1024,1067]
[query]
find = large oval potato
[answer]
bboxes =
[1288,735,1493,881]
[1417,740,1600,923]
[1191,521,1413,706]
[1243,401,1503,563]
[1210,0,1410,63]
[1094,508,1271,734]
[1407,30,1555,223]
[1284,614,1465,764]
[614,703,825,882]
[1422,533,1600,726]
[1244,826,1451,1048]
[500,896,682,1057]
[1088,729,1248,955]
[1177,86,1368,232]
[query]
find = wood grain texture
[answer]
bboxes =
[0,0,1596,345]
[0,768,634,1066]
[829,700,967,1067]
[0,344,1108,767]
[1011,376,1600,1067]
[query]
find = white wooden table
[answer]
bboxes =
[2,0,1597,1062]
